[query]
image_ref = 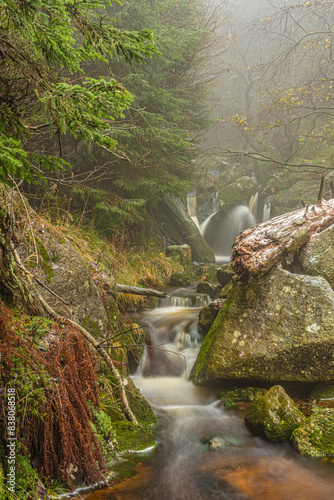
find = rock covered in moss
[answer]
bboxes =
[245,385,305,441]
[198,299,225,337]
[217,263,235,287]
[220,386,267,403]
[292,408,334,457]
[113,421,156,453]
[196,281,220,299]
[170,270,197,286]
[166,244,192,270]
[298,223,334,289]
[194,263,220,283]
[309,383,334,400]
[191,268,334,386]
[19,233,109,337]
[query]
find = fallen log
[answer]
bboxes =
[116,284,169,299]
[231,199,334,278]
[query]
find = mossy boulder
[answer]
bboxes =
[198,299,225,337]
[170,271,197,286]
[191,268,334,386]
[196,281,220,299]
[113,421,156,453]
[220,386,267,403]
[292,408,334,457]
[166,244,192,270]
[217,263,235,287]
[245,385,305,441]
[18,232,109,337]
[297,223,334,289]
[309,383,334,400]
[194,263,220,283]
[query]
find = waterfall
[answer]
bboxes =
[187,192,200,228]
[263,196,273,222]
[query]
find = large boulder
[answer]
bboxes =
[198,299,225,337]
[292,408,334,457]
[152,196,215,263]
[18,232,109,337]
[191,268,334,386]
[297,223,334,289]
[244,385,305,441]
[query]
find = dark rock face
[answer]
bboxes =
[153,196,215,263]
[198,299,225,337]
[292,408,334,457]
[217,263,235,287]
[191,268,334,386]
[244,385,305,441]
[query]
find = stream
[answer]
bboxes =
[81,288,334,500]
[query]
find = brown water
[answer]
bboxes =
[81,292,334,500]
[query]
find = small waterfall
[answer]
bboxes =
[187,192,200,228]
[248,192,259,218]
[263,196,273,222]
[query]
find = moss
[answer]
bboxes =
[220,386,267,403]
[169,271,197,286]
[190,282,237,384]
[124,379,157,426]
[244,386,305,442]
[82,316,101,338]
[113,421,156,453]
[292,408,334,457]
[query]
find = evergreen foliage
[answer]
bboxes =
[0,0,157,184]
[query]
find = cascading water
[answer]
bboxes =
[201,194,258,264]
[187,192,200,228]
[82,288,334,500]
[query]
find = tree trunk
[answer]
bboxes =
[231,200,334,278]
[116,284,169,299]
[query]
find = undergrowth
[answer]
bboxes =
[22,209,181,310]
[0,305,107,497]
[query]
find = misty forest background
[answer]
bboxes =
[3,0,334,241]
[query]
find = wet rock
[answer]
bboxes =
[309,383,334,400]
[196,281,220,299]
[219,176,258,210]
[292,408,334,457]
[220,386,267,403]
[297,223,334,289]
[217,263,235,287]
[245,385,305,441]
[191,268,334,386]
[166,244,192,270]
[198,299,225,337]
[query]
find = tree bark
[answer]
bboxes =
[231,199,334,278]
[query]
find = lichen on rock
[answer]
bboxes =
[244,385,305,441]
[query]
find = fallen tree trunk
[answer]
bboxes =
[116,284,169,299]
[231,199,334,278]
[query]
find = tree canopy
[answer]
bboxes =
[0,0,158,184]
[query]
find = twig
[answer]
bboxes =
[317,175,325,204]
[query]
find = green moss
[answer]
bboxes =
[292,408,334,457]
[244,386,305,442]
[220,386,267,403]
[191,282,237,384]
[82,316,101,338]
[113,421,156,453]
